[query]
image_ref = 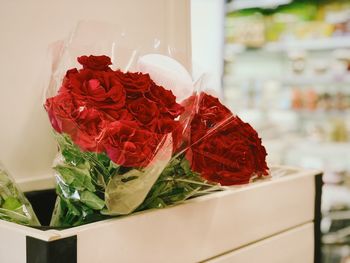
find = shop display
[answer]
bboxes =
[224,46,350,143]
[225,0,350,47]
[322,177,350,263]
[225,1,350,263]
[0,1,328,262]
[0,162,40,226]
[226,10,266,47]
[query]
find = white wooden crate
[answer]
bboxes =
[0,166,321,263]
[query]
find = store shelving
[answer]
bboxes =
[224,1,350,261]
[282,75,350,85]
[265,37,350,52]
[226,36,350,53]
[226,0,292,13]
[262,136,350,171]
[224,75,350,86]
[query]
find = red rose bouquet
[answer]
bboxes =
[184,93,268,186]
[45,55,221,226]
[45,53,268,227]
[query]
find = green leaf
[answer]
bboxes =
[54,164,95,192]
[96,173,107,189]
[161,166,175,178]
[0,170,10,186]
[62,148,84,166]
[56,180,80,201]
[105,135,173,215]
[107,159,119,170]
[96,153,110,164]
[65,200,81,217]
[55,134,80,160]
[180,158,191,174]
[0,168,40,226]
[2,197,22,210]
[80,191,105,210]
[137,153,223,211]
[146,197,167,209]
[0,208,29,224]
[50,196,63,227]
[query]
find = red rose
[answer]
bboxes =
[45,92,109,152]
[128,97,159,129]
[146,84,183,118]
[77,55,112,71]
[115,71,152,95]
[170,121,186,154]
[45,92,79,135]
[102,121,163,167]
[181,93,232,143]
[198,93,231,119]
[237,120,269,174]
[85,76,126,111]
[102,108,134,122]
[157,117,179,134]
[188,134,251,185]
[46,55,184,167]
[195,93,231,132]
[186,93,268,186]
[71,107,108,152]
[61,69,126,119]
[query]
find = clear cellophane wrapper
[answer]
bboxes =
[0,162,40,226]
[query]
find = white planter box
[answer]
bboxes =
[0,166,322,263]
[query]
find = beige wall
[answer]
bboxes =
[0,0,190,180]
[191,0,225,95]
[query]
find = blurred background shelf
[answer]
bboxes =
[227,36,350,53]
[227,0,292,13]
[265,37,350,51]
[224,75,350,85]
[223,1,350,261]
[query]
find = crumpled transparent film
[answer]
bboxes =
[0,162,40,226]
[45,20,191,99]
[104,134,173,215]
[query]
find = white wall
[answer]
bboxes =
[0,0,191,180]
[191,0,225,96]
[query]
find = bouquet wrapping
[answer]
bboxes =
[44,22,269,227]
[0,162,40,226]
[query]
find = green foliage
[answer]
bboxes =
[0,168,40,226]
[51,134,111,227]
[80,191,105,210]
[138,157,222,211]
[51,134,222,227]
[54,164,95,192]
[2,197,22,210]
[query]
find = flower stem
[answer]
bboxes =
[164,178,221,188]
